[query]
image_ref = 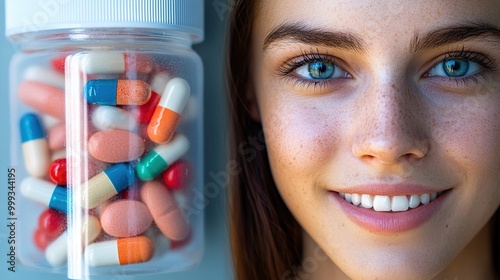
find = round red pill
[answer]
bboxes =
[49,158,67,185]
[38,208,67,238]
[51,56,66,74]
[33,227,55,251]
[161,160,194,190]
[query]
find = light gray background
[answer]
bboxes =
[0,0,232,279]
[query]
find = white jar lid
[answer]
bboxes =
[5,0,204,43]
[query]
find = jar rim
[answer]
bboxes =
[5,0,204,43]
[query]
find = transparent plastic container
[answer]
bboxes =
[5,0,204,278]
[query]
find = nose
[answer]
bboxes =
[352,81,429,166]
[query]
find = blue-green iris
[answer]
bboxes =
[308,61,335,79]
[442,59,469,77]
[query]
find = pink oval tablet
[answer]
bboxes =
[48,123,66,150]
[100,200,153,238]
[88,130,145,163]
[140,181,189,241]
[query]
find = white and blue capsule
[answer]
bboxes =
[20,177,67,213]
[20,113,51,177]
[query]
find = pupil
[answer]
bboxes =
[308,61,334,79]
[443,59,469,77]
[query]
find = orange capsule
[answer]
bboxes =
[147,78,190,143]
[84,79,151,106]
[85,236,154,267]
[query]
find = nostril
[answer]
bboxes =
[352,136,429,166]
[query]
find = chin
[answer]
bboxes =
[326,244,454,280]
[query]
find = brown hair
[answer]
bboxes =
[226,1,302,279]
[225,1,500,278]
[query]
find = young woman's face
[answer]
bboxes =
[250,0,500,278]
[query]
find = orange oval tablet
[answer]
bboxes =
[19,81,65,119]
[140,181,189,241]
[88,130,145,163]
[100,200,153,237]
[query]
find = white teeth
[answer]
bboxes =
[391,196,409,212]
[373,195,391,211]
[339,192,440,212]
[361,194,373,208]
[351,194,361,206]
[420,194,430,205]
[408,194,420,208]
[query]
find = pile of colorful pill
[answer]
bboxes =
[18,51,195,267]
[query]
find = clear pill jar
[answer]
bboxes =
[6,0,204,278]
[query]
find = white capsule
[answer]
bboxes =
[91,105,138,131]
[81,51,125,74]
[159,78,191,114]
[85,236,154,267]
[20,177,53,206]
[22,139,51,177]
[45,215,101,266]
[81,51,152,74]
[147,78,191,143]
[24,65,65,89]
[20,177,67,213]
[150,72,171,94]
[45,231,68,266]
[20,113,51,177]
[136,134,190,181]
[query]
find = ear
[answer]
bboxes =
[246,81,261,121]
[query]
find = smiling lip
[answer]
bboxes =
[330,184,451,233]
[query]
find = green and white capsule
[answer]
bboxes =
[136,134,189,181]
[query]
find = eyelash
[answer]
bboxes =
[277,49,497,89]
[277,50,350,89]
[425,49,496,86]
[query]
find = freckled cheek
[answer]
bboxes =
[263,110,339,179]
[435,113,500,176]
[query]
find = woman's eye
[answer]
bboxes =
[428,58,480,78]
[295,61,349,80]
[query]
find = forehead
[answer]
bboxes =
[253,0,500,46]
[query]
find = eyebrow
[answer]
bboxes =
[263,21,500,54]
[410,22,500,52]
[263,22,365,52]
